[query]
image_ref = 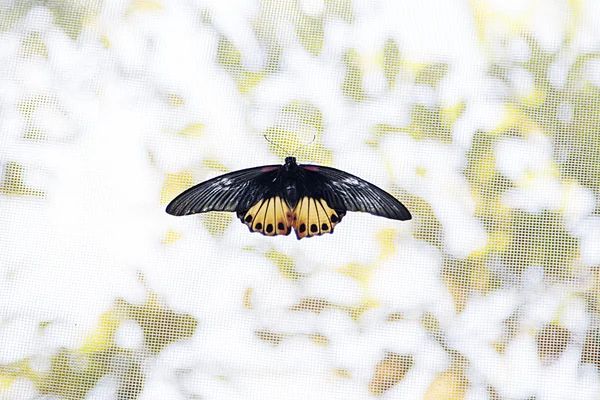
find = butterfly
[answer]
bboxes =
[166,157,411,239]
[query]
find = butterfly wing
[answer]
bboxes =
[241,195,293,236]
[292,196,346,239]
[297,164,411,221]
[165,165,293,236]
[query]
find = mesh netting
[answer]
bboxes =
[1,0,600,399]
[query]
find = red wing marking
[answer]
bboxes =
[261,166,280,172]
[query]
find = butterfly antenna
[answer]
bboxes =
[263,134,287,153]
[291,134,316,156]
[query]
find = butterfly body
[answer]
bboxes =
[166,156,411,239]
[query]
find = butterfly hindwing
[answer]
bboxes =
[240,196,293,236]
[292,197,345,239]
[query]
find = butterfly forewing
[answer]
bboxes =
[165,166,280,216]
[298,165,411,221]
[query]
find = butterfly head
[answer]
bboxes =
[284,156,297,171]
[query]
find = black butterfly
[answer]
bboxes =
[166,157,411,239]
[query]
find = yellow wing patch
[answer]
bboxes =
[240,196,293,236]
[293,197,345,239]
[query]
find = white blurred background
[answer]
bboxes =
[1,0,600,399]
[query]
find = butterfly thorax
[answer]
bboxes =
[282,156,299,208]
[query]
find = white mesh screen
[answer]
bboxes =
[1,0,599,399]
